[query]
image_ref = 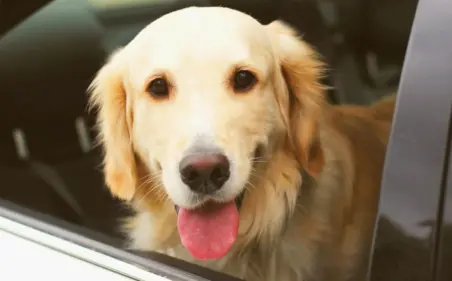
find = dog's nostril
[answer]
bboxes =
[179,153,230,194]
[210,165,230,186]
[183,167,200,183]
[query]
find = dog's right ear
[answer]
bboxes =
[88,48,137,201]
[266,21,326,178]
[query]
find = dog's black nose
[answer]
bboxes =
[179,153,230,194]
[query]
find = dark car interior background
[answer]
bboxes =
[1,0,451,280]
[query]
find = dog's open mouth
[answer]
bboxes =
[174,193,244,261]
[174,145,261,261]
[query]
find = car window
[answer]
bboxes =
[4,0,449,281]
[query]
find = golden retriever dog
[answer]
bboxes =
[88,6,396,281]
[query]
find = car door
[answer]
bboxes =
[368,0,452,280]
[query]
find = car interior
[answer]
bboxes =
[1,0,451,280]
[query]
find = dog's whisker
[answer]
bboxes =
[135,174,154,191]
[140,182,167,203]
[135,172,163,194]
[138,174,150,182]
[250,169,266,182]
[139,186,155,201]
[135,178,152,193]
[251,160,268,165]
[148,171,163,182]
[250,156,267,161]
[140,178,163,195]
[251,158,267,162]
[246,183,256,192]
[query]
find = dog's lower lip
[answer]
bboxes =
[174,193,245,214]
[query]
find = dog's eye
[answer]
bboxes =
[232,70,257,92]
[147,78,169,98]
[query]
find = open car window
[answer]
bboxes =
[1,0,452,280]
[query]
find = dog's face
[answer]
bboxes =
[90,7,325,260]
[128,8,281,209]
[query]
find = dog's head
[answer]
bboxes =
[89,7,325,260]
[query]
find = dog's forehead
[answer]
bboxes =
[127,7,271,72]
[141,6,265,41]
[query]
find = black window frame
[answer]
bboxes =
[368,0,452,280]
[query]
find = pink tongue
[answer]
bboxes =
[177,202,239,260]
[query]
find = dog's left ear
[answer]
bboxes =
[266,20,326,177]
[88,48,138,201]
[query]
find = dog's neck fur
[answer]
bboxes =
[126,125,355,281]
